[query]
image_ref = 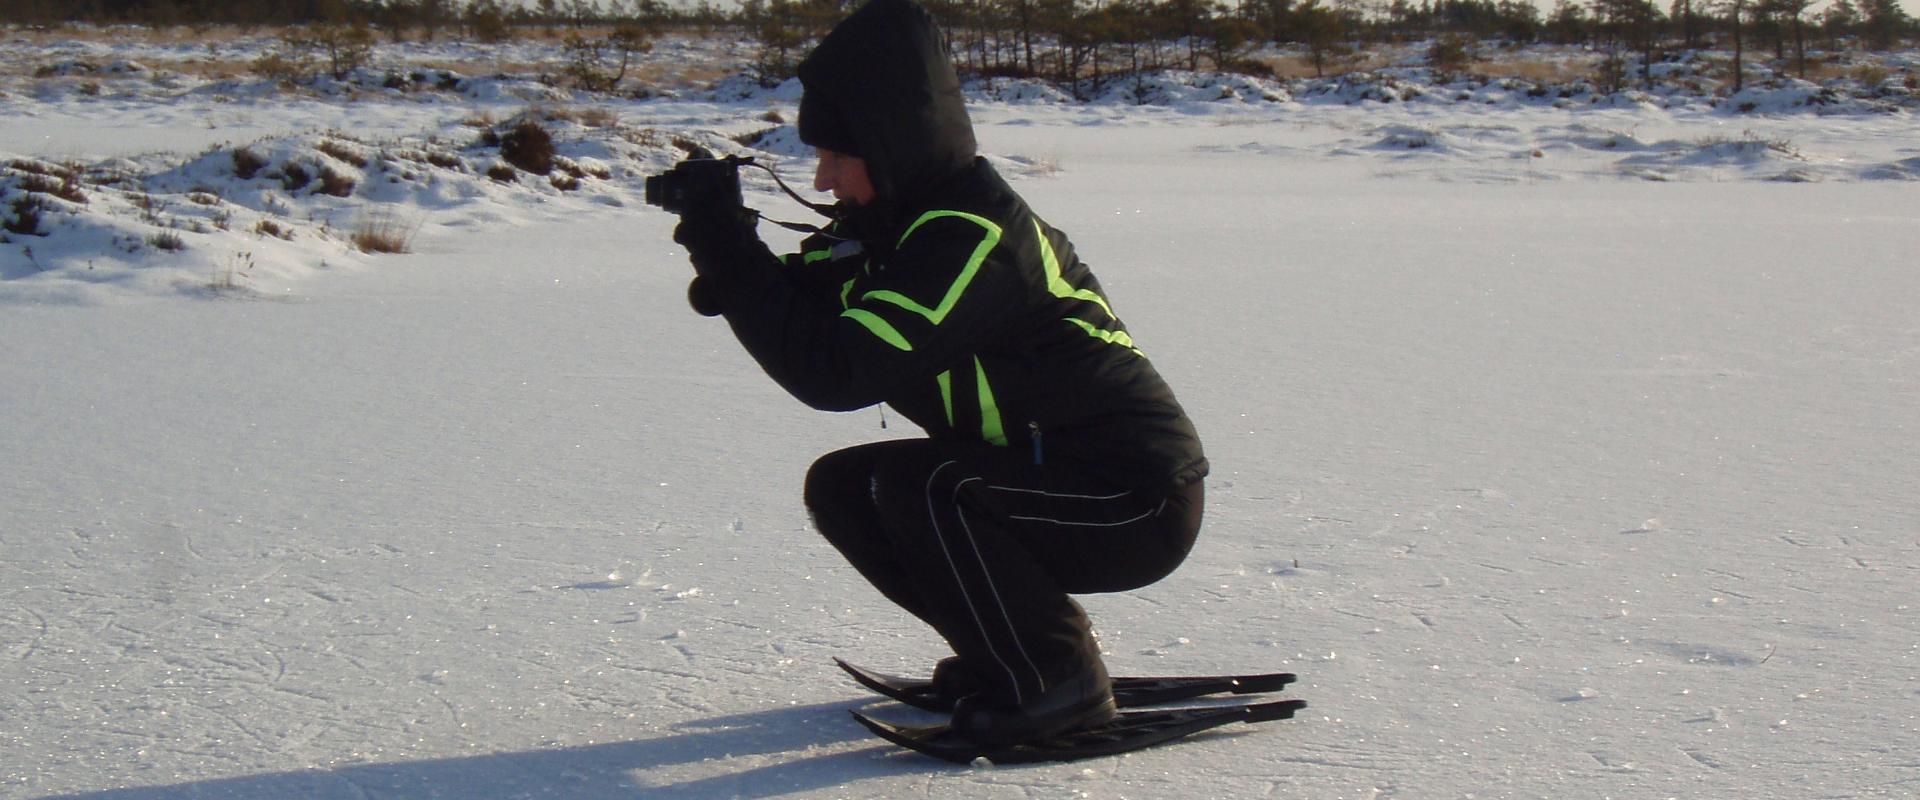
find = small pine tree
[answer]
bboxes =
[1859,0,1914,51]
[1428,34,1477,82]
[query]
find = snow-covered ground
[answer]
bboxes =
[4,33,1920,800]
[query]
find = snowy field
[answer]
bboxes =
[5,33,1920,800]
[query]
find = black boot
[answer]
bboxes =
[949,661,1117,745]
[931,656,984,701]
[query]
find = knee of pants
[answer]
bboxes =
[868,457,979,552]
[803,446,872,514]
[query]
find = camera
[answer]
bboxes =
[645,149,754,216]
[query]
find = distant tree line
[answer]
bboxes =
[727,0,1916,85]
[4,0,1915,85]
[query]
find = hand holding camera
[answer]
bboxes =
[645,147,753,218]
[647,146,839,316]
[647,148,764,317]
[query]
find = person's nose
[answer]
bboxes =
[813,159,832,193]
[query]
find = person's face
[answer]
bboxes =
[813,148,876,206]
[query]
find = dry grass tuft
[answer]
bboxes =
[316,139,369,167]
[9,159,89,203]
[253,218,293,240]
[315,166,356,197]
[147,230,186,252]
[351,211,419,254]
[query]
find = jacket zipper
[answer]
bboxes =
[1028,421,1044,465]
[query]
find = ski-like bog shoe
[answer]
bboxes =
[950,664,1118,745]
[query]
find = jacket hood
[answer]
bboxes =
[797,0,976,218]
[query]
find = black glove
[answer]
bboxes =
[672,205,760,278]
[687,275,723,316]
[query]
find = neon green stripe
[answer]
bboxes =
[839,278,856,309]
[857,210,1002,326]
[1034,218,1115,318]
[843,309,913,351]
[1066,317,1140,353]
[936,370,953,427]
[1038,218,1139,353]
[974,357,1007,446]
[803,249,834,265]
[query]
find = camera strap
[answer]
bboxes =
[747,162,849,240]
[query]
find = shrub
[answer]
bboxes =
[352,212,417,254]
[253,219,293,240]
[1428,36,1478,82]
[10,160,88,203]
[1593,51,1631,95]
[1853,64,1891,87]
[18,172,87,204]
[211,251,254,292]
[315,166,356,197]
[469,1,512,43]
[251,51,311,83]
[279,162,313,192]
[486,162,517,182]
[233,148,269,179]
[5,195,47,236]
[316,139,368,167]
[148,231,186,252]
[574,107,620,128]
[307,24,374,80]
[562,24,653,91]
[498,120,555,175]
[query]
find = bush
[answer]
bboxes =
[468,0,513,43]
[1593,51,1631,95]
[315,166,356,197]
[251,51,312,83]
[1428,36,1478,82]
[561,24,653,91]
[316,139,368,167]
[498,120,555,176]
[279,162,313,192]
[17,172,87,204]
[5,195,48,236]
[10,159,88,203]
[148,230,186,252]
[352,212,417,254]
[232,148,269,179]
[308,24,374,80]
[253,219,293,240]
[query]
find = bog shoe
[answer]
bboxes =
[930,656,984,700]
[949,664,1117,745]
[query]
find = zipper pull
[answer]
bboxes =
[1029,421,1043,465]
[879,405,890,430]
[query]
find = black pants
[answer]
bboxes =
[804,438,1202,707]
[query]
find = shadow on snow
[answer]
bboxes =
[39,698,940,800]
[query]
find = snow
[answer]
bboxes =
[5,34,1920,800]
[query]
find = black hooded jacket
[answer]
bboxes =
[695,0,1206,493]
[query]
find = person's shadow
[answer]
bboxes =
[38,697,937,800]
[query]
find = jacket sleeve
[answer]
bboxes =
[704,212,1023,412]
